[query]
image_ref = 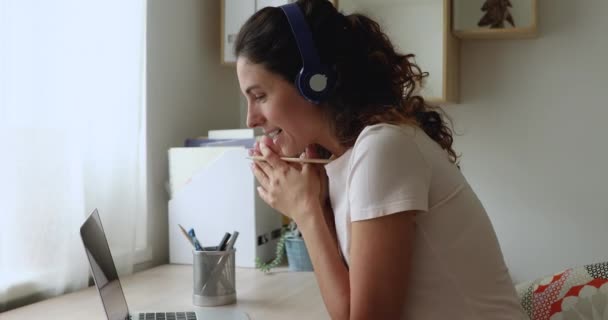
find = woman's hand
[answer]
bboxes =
[303,145,330,209]
[250,137,326,225]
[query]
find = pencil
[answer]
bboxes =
[247,156,332,164]
[177,224,195,249]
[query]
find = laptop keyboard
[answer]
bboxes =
[132,312,197,320]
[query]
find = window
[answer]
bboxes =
[0,0,147,311]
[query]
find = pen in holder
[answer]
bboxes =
[187,228,204,251]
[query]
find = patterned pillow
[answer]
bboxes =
[515,261,608,320]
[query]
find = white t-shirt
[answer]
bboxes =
[324,123,525,320]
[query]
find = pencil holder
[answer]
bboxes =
[192,248,236,306]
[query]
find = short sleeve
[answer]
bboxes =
[348,125,431,221]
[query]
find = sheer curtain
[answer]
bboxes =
[0,0,147,312]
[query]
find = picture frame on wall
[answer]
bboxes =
[453,0,538,39]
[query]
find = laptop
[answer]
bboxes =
[80,209,248,320]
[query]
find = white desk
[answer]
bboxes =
[0,265,329,320]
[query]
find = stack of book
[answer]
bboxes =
[184,128,256,149]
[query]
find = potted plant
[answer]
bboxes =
[256,221,314,273]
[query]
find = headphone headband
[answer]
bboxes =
[280,3,335,104]
[280,3,322,71]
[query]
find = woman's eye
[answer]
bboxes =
[254,95,266,101]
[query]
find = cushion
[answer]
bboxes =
[515,261,608,320]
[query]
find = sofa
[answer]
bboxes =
[515,261,608,320]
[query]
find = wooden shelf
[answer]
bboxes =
[453,27,537,40]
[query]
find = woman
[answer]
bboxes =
[235,0,526,319]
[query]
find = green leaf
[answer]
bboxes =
[254,227,288,273]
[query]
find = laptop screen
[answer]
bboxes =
[80,209,129,320]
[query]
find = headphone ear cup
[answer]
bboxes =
[294,69,306,99]
[308,73,328,93]
[297,70,319,103]
[296,67,336,104]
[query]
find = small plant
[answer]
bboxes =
[255,221,300,273]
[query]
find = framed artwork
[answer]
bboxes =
[453,0,538,39]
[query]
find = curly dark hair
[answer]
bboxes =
[234,0,459,164]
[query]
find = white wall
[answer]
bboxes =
[446,0,608,283]
[145,0,241,268]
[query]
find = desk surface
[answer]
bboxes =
[0,265,329,320]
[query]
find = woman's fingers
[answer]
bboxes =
[259,135,281,155]
[251,162,269,186]
[289,161,303,171]
[259,141,286,169]
[255,159,273,175]
[256,185,273,207]
[305,144,319,158]
[304,144,325,174]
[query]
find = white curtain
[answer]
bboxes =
[0,0,147,311]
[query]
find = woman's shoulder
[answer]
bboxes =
[353,122,454,170]
[354,123,424,151]
[359,122,417,135]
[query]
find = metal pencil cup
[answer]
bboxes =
[193,248,236,307]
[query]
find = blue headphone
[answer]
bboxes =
[280,3,336,104]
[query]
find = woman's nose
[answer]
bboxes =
[246,103,264,128]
